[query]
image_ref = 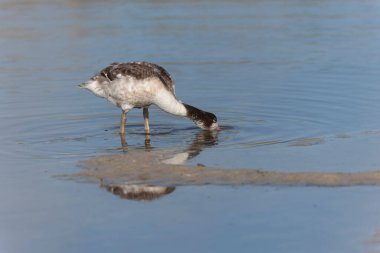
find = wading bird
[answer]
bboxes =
[79,62,219,136]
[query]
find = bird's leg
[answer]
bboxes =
[120,110,127,134]
[143,107,150,135]
[143,107,151,144]
[120,132,128,151]
[120,110,128,151]
[144,138,151,150]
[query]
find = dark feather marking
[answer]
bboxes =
[183,103,217,129]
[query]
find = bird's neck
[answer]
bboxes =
[183,103,210,129]
[153,90,211,129]
[154,90,187,117]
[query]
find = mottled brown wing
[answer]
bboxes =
[98,62,176,95]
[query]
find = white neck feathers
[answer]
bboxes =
[154,90,187,117]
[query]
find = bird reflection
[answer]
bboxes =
[104,183,175,201]
[105,129,219,201]
[120,131,152,151]
[161,130,218,165]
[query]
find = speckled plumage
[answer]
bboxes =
[99,62,176,95]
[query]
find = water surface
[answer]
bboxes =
[1,0,380,252]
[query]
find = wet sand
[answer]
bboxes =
[72,149,380,188]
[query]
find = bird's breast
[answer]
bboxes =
[105,77,164,108]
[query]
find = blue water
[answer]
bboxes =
[1,0,380,252]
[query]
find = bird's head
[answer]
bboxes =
[184,103,221,131]
[78,75,107,97]
[195,111,220,131]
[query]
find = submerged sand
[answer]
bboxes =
[72,149,380,187]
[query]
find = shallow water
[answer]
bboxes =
[2,0,380,252]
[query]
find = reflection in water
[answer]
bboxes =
[98,130,218,201]
[119,125,218,153]
[104,183,175,201]
[71,127,380,201]
[119,131,153,151]
[162,130,218,165]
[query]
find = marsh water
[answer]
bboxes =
[2,0,380,252]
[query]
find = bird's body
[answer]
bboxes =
[80,62,219,134]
